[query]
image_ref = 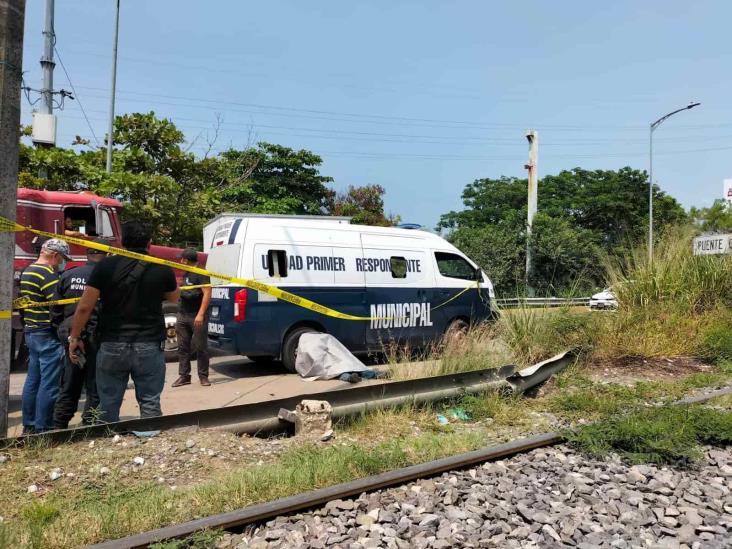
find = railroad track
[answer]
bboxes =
[87,384,732,548]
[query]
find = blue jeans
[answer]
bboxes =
[22,328,65,432]
[96,342,166,423]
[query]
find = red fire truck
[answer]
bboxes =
[12,187,204,368]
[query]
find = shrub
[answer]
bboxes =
[698,315,732,363]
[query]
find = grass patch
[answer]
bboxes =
[698,314,732,363]
[459,391,530,426]
[499,306,597,366]
[548,368,732,420]
[595,226,732,359]
[566,405,732,466]
[384,323,513,381]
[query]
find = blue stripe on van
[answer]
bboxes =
[207,285,494,358]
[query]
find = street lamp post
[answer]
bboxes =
[648,102,700,263]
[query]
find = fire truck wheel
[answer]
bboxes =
[281,326,320,374]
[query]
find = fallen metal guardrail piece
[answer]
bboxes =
[1,351,576,448]
[0,365,514,447]
[505,350,577,394]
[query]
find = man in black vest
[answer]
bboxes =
[51,239,107,429]
[172,248,212,387]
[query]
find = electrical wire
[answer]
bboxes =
[76,85,654,132]
[53,46,101,147]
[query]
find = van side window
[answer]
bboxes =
[435,252,477,280]
[267,250,288,277]
[390,256,407,279]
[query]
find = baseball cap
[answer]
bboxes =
[180,248,199,262]
[41,238,71,260]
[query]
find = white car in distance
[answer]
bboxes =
[589,288,618,310]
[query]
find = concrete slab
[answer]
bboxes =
[6,355,385,437]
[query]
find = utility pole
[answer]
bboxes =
[106,0,120,174]
[39,0,54,118]
[524,130,538,296]
[31,0,57,172]
[0,0,26,437]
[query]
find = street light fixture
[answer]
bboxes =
[648,102,700,263]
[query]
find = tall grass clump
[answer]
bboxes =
[385,323,513,380]
[597,226,732,358]
[606,226,732,314]
[499,306,597,365]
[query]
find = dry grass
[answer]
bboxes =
[383,323,513,381]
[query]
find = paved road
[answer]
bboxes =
[6,354,384,437]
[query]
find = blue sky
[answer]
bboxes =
[20,0,732,228]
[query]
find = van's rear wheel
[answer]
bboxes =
[444,318,469,345]
[282,327,320,374]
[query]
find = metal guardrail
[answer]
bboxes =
[1,352,576,447]
[496,297,590,309]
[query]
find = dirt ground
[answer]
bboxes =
[585,355,713,384]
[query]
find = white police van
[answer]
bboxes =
[204,214,497,371]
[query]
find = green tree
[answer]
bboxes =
[329,184,398,226]
[438,167,686,295]
[690,200,732,233]
[221,143,333,215]
[18,113,347,247]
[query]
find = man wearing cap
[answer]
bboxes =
[50,239,108,429]
[19,238,71,433]
[172,248,212,387]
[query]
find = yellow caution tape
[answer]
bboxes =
[10,284,212,311]
[1,216,480,321]
[13,295,81,310]
[431,284,476,312]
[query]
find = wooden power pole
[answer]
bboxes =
[0,0,26,437]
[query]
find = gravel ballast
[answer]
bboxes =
[219,445,732,549]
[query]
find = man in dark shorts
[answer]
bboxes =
[172,248,212,387]
[51,239,108,429]
[68,222,179,423]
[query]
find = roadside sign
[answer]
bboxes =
[693,233,732,255]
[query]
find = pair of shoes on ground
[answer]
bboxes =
[172,375,211,387]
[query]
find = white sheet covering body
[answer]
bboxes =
[295,333,370,380]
